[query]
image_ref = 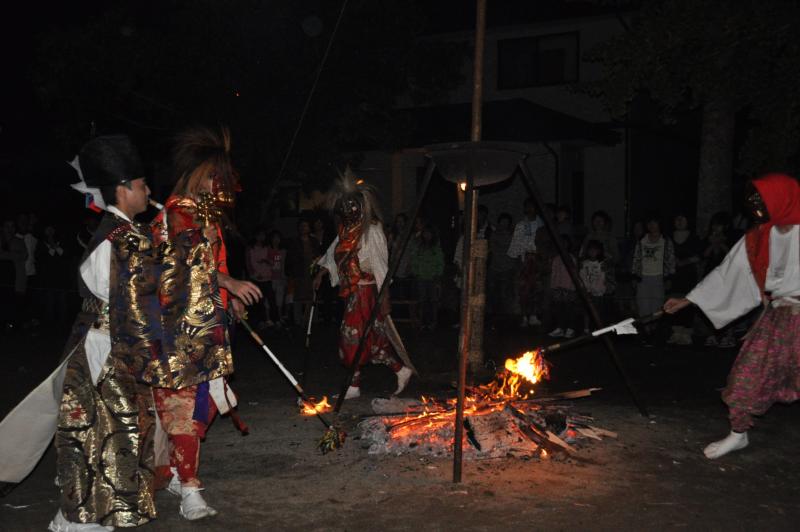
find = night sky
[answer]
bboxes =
[1,1,797,233]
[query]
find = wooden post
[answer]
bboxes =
[468,238,488,370]
[454,0,487,485]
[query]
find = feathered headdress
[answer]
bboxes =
[327,166,382,228]
[69,156,105,212]
[172,126,239,206]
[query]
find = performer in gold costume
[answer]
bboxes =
[150,126,261,520]
[49,135,159,532]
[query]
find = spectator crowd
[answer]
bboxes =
[1,196,753,349]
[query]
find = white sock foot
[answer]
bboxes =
[394,366,413,395]
[333,386,361,400]
[344,385,361,400]
[48,510,114,532]
[166,467,181,497]
[703,431,748,459]
[179,487,218,521]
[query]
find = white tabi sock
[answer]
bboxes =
[167,467,181,497]
[344,385,361,400]
[703,431,748,459]
[394,366,413,396]
[179,486,218,521]
[48,510,114,532]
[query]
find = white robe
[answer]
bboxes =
[318,224,389,290]
[687,226,800,329]
[0,208,131,483]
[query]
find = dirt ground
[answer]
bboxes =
[2,318,799,531]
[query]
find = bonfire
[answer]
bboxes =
[298,350,613,459]
[352,350,614,459]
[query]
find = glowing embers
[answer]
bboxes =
[358,350,602,458]
[300,396,332,416]
[357,350,614,458]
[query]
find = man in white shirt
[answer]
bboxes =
[665,174,800,459]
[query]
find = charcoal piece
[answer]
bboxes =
[464,419,481,451]
[544,412,567,434]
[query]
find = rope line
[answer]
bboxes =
[269,0,350,204]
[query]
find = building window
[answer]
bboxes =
[497,32,579,89]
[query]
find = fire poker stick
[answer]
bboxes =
[299,288,319,390]
[542,310,665,355]
[239,318,344,453]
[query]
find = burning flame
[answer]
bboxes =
[301,396,332,416]
[504,350,549,387]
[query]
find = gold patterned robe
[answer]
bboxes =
[147,195,233,390]
[55,211,159,527]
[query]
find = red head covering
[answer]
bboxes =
[744,173,800,292]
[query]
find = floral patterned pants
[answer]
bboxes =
[339,284,402,386]
[153,386,217,487]
[722,306,800,432]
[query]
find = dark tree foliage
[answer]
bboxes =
[580,0,800,229]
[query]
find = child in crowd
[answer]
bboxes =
[580,210,618,265]
[410,225,444,331]
[548,235,578,339]
[264,230,287,324]
[579,240,614,329]
[247,229,288,327]
[632,215,675,345]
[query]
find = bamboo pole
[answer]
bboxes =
[454,0,487,484]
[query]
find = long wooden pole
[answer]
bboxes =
[454,0,487,484]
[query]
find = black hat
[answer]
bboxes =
[78,135,144,188]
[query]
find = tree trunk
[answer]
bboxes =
[696,99,737,236]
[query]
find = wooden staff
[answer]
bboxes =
[240,318,344,453]
[299,288,318,390]
[542,311,665,355]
